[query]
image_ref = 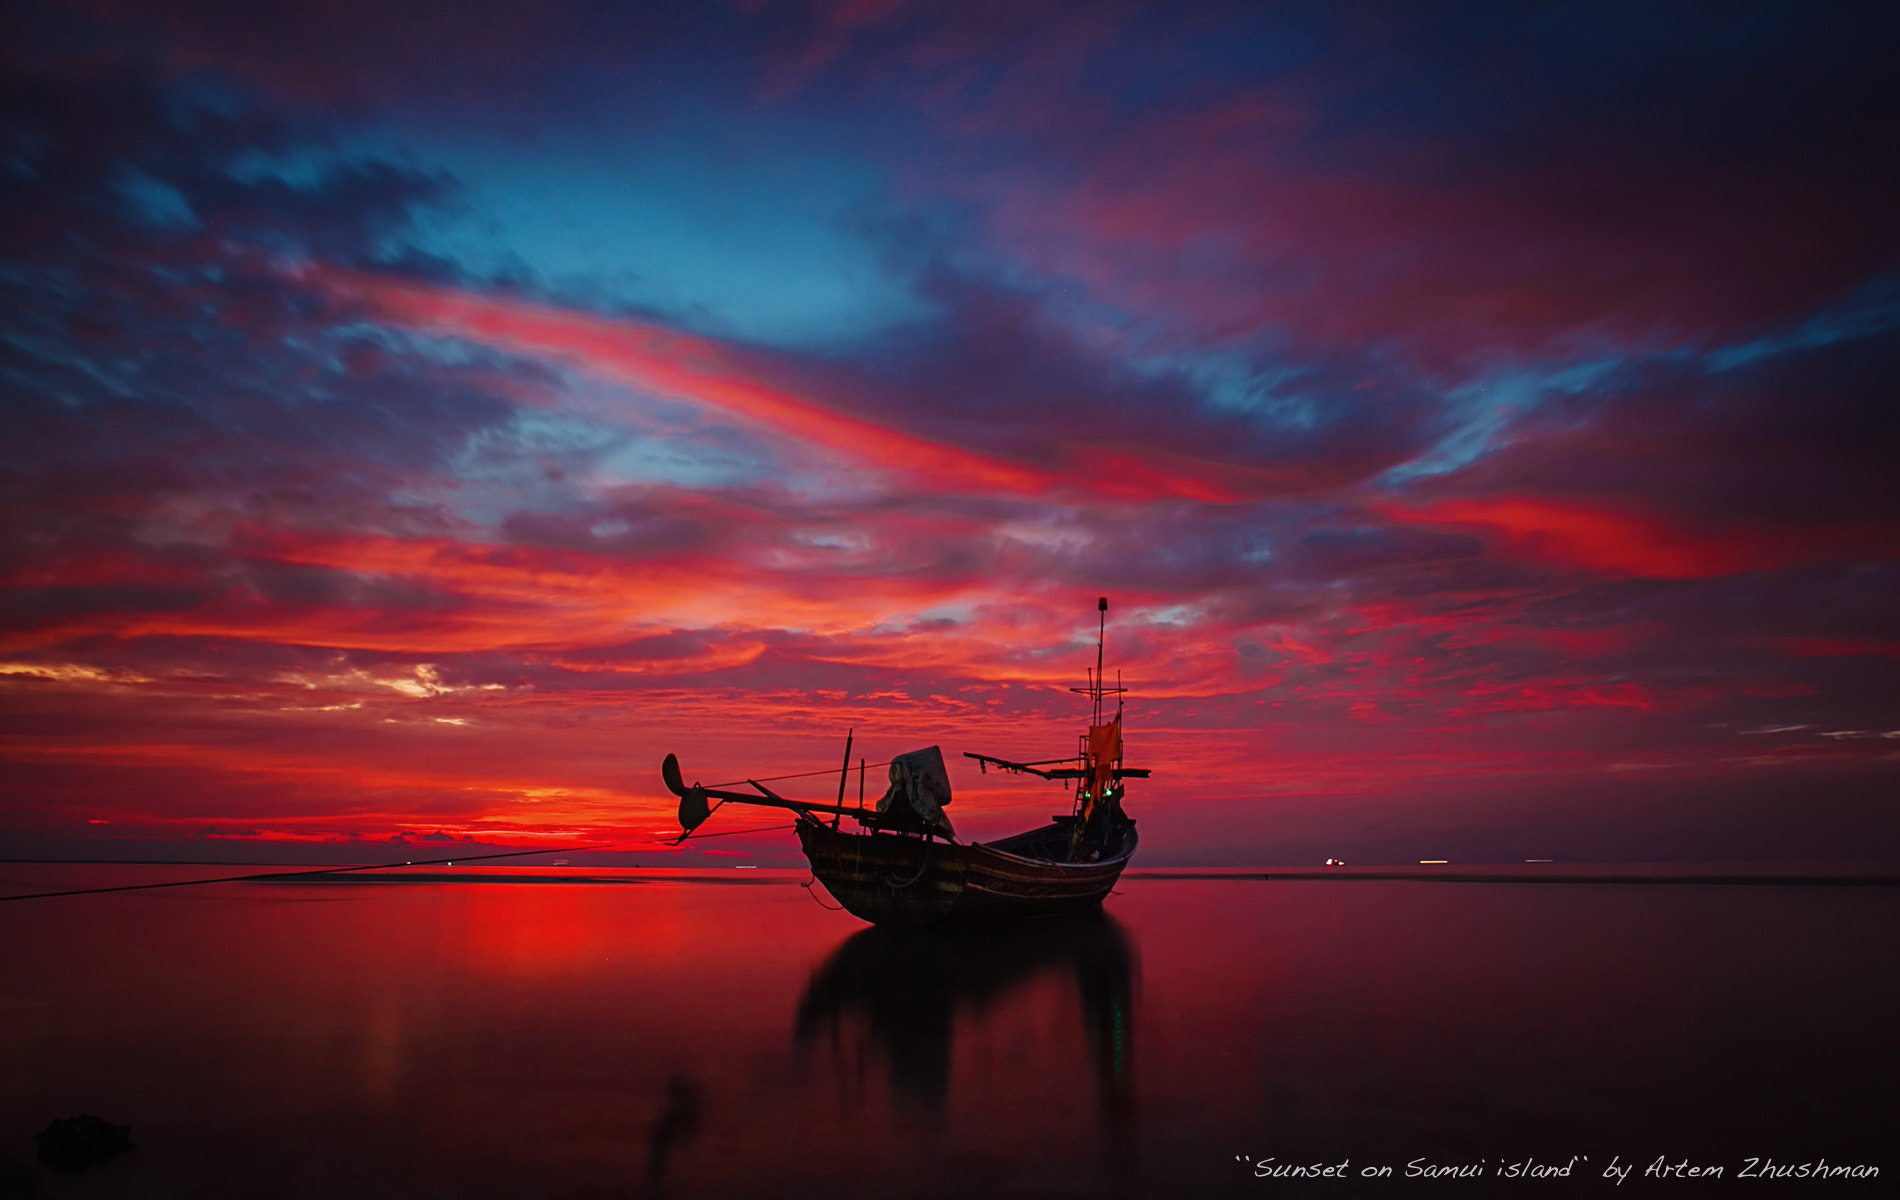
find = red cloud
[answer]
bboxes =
[1373,495,1796,579]
[314,271,1333,504]
[317,270,1056,493]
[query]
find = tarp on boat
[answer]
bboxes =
[877,746,955,836]
[1087,717,1122,797]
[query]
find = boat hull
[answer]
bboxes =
[795,817,1138,926]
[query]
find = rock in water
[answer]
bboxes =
[35,1115,131,1171]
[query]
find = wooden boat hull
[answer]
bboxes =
[795,816,1138,926]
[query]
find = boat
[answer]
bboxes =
[659,598,1150,925]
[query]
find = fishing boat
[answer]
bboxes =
[659,598,1150,925]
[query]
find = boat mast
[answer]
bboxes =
[962,597,1149,807]
[1073,597,1124,720]
[1079,600,1117,721]
[832,728,853,830]
[1093,596,1106,726]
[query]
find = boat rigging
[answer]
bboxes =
[660,598,1150,925]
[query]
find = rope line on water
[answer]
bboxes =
[2,754,894,902]
[0,822,798,903]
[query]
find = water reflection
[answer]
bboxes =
[1,869,1892,1198]
[794,911,1136,1124]
[644,1074,702,1194]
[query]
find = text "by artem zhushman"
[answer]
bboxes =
[1237,1154,1881,1182]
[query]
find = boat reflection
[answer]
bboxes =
[793,910,1137,1125]
[644,1074,702,1194]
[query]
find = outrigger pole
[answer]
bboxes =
[962,753,1151,783]
[833,728,853,830]
[662,752,878,837]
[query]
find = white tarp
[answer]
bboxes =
[876,745,955,836]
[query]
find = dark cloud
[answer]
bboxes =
[845,3,1900,360]
[0,62,453,265]
[1429,322,1900,531]
[6,0,730,118]
[0,71,501,510]
[745,264,1444,496]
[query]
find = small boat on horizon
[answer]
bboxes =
[660,599,1150,925]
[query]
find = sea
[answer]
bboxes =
[1,862,1893,1198]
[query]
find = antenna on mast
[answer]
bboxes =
[1070,597,1125,724]
[1094,597,1107,723]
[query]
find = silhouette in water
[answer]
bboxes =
[644,1075,702,1194]
[793,910,1136,1123]
[35,1114,131,1171]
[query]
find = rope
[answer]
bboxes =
[705,760,893,789]
[885,837,934,889]
[801,876,845,910]
[667,821,791,841]
[0,823,797,904]
[0,842,606,903]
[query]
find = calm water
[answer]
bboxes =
[0,865,1893,1197]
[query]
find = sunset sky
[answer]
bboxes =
[4,1,1897,866]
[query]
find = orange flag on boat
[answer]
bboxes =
[1086,716,1122,809]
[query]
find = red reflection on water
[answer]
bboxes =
[0,867,1893,1198]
